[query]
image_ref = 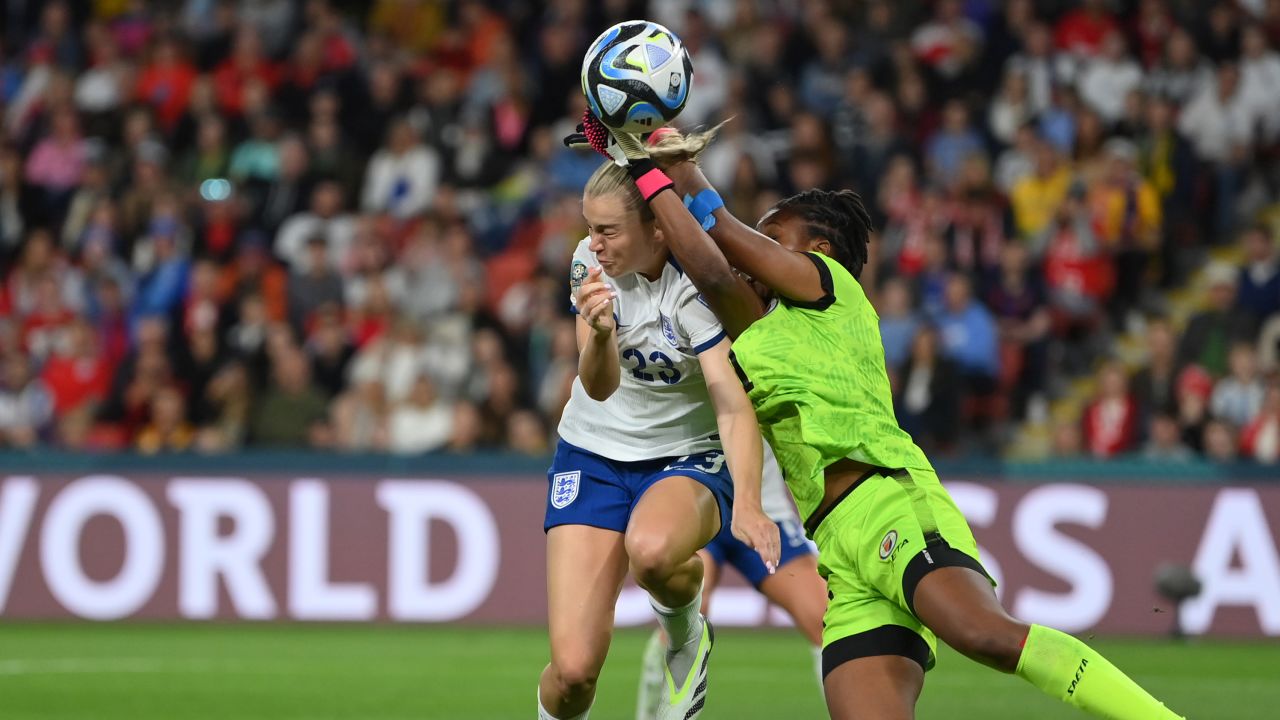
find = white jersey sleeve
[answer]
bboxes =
[761,441,801,523]
[558,238,727,461]
[674,286,728,355]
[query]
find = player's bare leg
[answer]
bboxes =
[824,655,923,720]
[627,476,720,717]
[914,566,1186,719]
[637,551,718,720]
[539,525,629,719]
[758,553,826,646]
[626,476,719,606]
[759,553,827,685]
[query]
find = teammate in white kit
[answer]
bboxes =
[635,443,828,719]
[537,160,779,720]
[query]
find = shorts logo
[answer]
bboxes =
[570,260,589,290]
[659,313,679,349]
[879,530,898,561]
[550,471,581,509]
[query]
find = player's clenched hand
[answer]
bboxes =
[575,266,616,336]
[731,503,781,574]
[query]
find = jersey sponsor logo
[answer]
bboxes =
[659,313,679,349]
[570,260,589,290]
[550,471,581,509]
[1067,657,1089,696]
[879,530,899,560]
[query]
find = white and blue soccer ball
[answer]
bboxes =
[580,20,693,133]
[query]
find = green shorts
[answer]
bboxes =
[806,466,993,676]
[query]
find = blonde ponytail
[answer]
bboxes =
[647,120,729,165]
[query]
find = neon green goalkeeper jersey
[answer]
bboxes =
[730,252,934,522]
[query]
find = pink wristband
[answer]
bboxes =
[634,167,674,201]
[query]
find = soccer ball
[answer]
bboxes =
[581,20,693,133]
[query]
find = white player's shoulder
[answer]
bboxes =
[571,235,594,260]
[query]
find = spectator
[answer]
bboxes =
[1145,27,1214,105]
[1131,317,1180,423]
[988,67,1034,147]
[0,351,52,447]
[507,409,548,456]
[1143,412,1195,462]
[287,236,346,334]
[134,35,197,132]
[1136,95,1197,286]
[306,306,354,399]
[1037,185,1112,374]
[1077,31,1143,123]
[1239,23,1280,143]
[135,385,195,454]
[1211,342,1266,427]
[1082,361,1140,458]
[361,117,439,219]
[1236,224,1280,322]
[1006,22,1063,115]
[1178,262,1257,377]
[331,378,389,452]
[1011,138,1072,239]
[895,325,961,453]
[1089,138,1161,327]
[275,180,356,272]
[24,108,86,216]
[249,346,330,447]
[911,0,983,83]
[993,122,1038,195]
[1202,418,1239,463]
[1240,382,1280,463]
[878,277,920,373]
[926,100,984,189]
[213,26,279,117]
[1055,0,1120,59]
[984,241,1050,419]
[1175,364,1215,452]
[1050,419,1084,458]
[934,274,999,393]
[1178,63,1254,235]
[387,374,452,455]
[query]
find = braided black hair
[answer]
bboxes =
[770,189,874,279]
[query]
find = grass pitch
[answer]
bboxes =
[0,623,1273,719]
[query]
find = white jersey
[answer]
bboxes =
[558,237,727,461]
[761,443,801,524]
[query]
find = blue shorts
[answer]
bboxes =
[544,439,734,535]
[703,517,817,588]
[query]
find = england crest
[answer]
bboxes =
[659,313,679,349]
[551,471,581,509]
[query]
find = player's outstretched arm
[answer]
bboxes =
[660,160,830,306]
[565,113,762,339]
[646,188,763,339]
[698,339,779,571]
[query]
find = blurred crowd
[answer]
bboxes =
[1,0,1279,463]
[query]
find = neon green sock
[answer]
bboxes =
[1015,624,1184,720]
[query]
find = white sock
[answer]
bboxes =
[538,687,591,720]
[650,591,703,650]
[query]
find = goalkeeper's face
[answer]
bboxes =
[582,192,664,277]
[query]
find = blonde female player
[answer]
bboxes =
[567,113,1184,719]
[635,442,829,720]
[537,158,780,720]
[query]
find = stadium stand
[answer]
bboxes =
[1,0,1279,465]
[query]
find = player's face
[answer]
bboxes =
[756,209,824,255]
[583,192,661,276]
